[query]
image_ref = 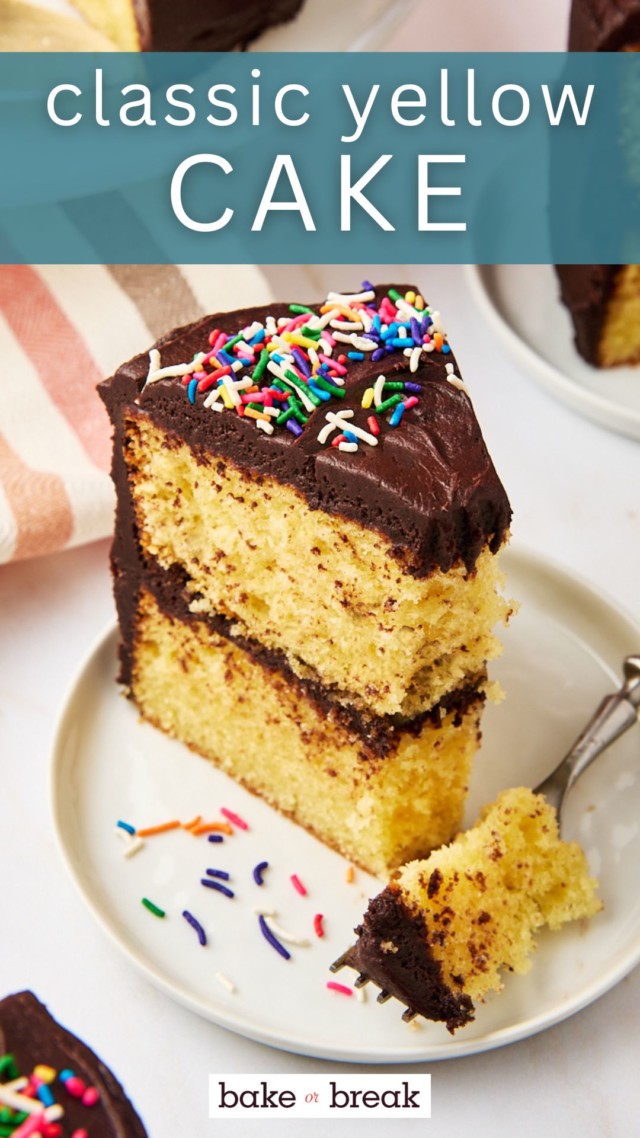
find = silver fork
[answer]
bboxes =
[534,654,640,822]
[331,655,640,1014]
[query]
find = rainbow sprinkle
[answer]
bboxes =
[0,1052,101,1137]
[144,285,453,456]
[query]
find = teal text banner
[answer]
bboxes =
[0,52,638,263]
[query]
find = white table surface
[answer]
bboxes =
[1,261,639,1137]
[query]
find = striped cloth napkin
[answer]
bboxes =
[0,263,272,564]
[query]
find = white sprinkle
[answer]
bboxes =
[319,337,333,357]
[395,297,421,320]
[1,1080,27,1093]
[330,319,363,332]
[402,347,413,358]
[410,347,422,373]
[230,360,245,373]
[204,395,224,412]
[430,309,444,333]
[145,348,161,384]
[233,377,255,391]
[266,362,315,413]
[360,310,374,332]
[354,986,368,1004]
[308,347,320,368]
[339,441,358,453]
[123,837,145,859]
[445,362,454,373]
[256,912,311,947]
[262,405,280,417]
[373,374,386,407]
[447,374,470,395]
[424,341,435,353]
[329,408,354,421]
[325,411,377,446]
[318,420,339,445]
[326,289,375,304]
[244,321,262,339]
[256,419,274,435]
[144,350,196,386]
[398,326,408,339]
[266,316,278,335]
[0,1087,45,1115]
[332,332,376,352]
[215,971,236,993]
[277,316,289,328]
[315,307,341,330]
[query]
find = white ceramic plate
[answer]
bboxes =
[51,546,640,1062]
[38,0,417,51]
[467,264,640,441]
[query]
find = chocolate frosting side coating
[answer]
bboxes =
[344,886,474,1033]
[555,264,619,364]
[569,0,640,49]
[0,991,148,1137]
[135,0,304,50]
[99,285,511,579]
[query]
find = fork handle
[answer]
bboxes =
[537,654,640,811]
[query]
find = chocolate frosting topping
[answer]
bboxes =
[344,886,474,1033]
[99,285,511,579]
[134,0,304,50]
[569,0,640,50]
[0,991,148,1137]
[555,264,619,364]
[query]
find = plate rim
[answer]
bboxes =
[49,543,640,1063]
[466,264,640,441]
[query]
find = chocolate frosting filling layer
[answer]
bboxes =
[344,886,474,1033]
[0,991,148,1137]
[99,285,511,579]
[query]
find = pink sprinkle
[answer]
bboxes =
[65,1076,85,1098]
[326,981,353,997]
[82,1087,100,1107]
[282,313,309,333]
[320,354,346,375]
[241,392,265,404]
[213,332,227,352]
[322,332,336,347]
[403,396,419,409]
[313,913,325,938]
[12,1115,48,1138]
[291,874,307,896]
[71,1131,89,1138]
[220,807,249,831]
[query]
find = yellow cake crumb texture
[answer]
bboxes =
[125,414,512,718]
[599,264,640,367]
[395,787,601,1001]
[131,589,483,875]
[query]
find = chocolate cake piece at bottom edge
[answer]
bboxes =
[568,0,640,51]
[343,887,474,1033]
[71,0,305,51]
[0,991,148,1136]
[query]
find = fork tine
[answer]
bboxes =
[376,989,392,1003]
[354,972,370,988]
[329,949,353,973]
[331,944,416,1022]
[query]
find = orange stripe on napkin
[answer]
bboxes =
[0,265,109,471]
[0,433,74,560]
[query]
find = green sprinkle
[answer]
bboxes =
[387,288,403,302]
[275,407,296,427]
[247,402,266,413]
[382,381,405,391]
[251,349,269,382]
[312,375,345,398]
[224,333,244,351]
[300,325,322,339]
[289,304,314,315]
[375,394,404,414]
[0,1125,21,1136]
[142,897,166,919]
[0,1056,18,1081]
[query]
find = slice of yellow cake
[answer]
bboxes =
[99,282,512,875]
[337,788,601,1029]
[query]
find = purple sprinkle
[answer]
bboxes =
[201,879,235,899]
[362,331,380,342]
[404,382,422,393]
[292,348,311,377]
[208,834,224,843]
[286,419,303,438]
[420,313,432,333]
[253,861,269,886]
[258,914,291,960]
[182,910,207,946]
[410,317,422,342]
[361,279,375,291]
[206,868,230,881]
[371,348,386,362]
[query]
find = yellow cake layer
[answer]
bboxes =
[395,787,601,1001]
[599,264,640,367]
[131,589,484,876]
[125,413,511,718]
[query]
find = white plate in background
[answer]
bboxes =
[51,546,640,1062]
[468,264,640,442]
